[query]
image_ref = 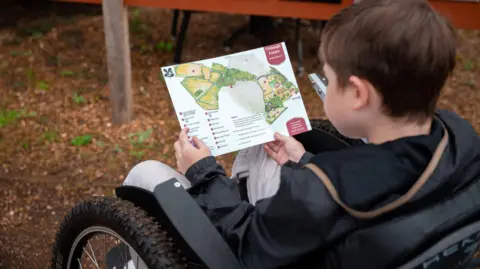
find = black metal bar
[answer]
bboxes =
[174,10,191,64]
[295,18,304,77]
[171,9,180,39]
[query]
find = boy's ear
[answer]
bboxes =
[348,75,371,110]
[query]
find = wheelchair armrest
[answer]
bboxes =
[154,178,244,269]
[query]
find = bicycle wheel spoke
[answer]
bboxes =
[119,243,127,265]
[69,228,149,269]
[88,241,100,267]
[77,258,83,269]
[83,244,100,269]
[136,254,139,267]
[103,234,107,265]
[95,235,103,260]
[124,244,130,265]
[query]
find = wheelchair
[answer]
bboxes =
[50,119,480,269]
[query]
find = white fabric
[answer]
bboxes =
[231,145,282,205]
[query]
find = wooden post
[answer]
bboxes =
[102,0,133,124]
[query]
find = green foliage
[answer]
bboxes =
[37,81,49,91]
[41,131,59,144]
[139,44,151,54]
[0,109,21,127]
[0,108,36,127]
[130,8,148,37]
[72,92,86,104]
[464,59,474,71]
[26,68,35,79]
[133,8,141,18]
[128,129,152,148]
[464,79,475,88]
[10,50,32,57]
[130,150,146,159]
[21,141,30,149]
[155,40,174,52]
[165,41,174,52]
[114,144,123,153]
[155,41,165,51]
[61,70,75,77]
[71,135,93,146]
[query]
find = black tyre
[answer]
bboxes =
[51,196,186,269]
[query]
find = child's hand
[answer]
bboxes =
[264,132,306,165]
[174,128,211,174]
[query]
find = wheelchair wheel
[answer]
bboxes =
[51,196,186,269]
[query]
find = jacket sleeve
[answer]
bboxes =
[185,156,338,269]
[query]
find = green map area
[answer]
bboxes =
[174,62,299,124]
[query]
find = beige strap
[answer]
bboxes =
[304,122,449,219]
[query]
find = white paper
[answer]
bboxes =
[161,42,311,156]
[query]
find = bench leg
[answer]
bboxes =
[173,10,191,64]
[295,19,304,77]
[171,9,180,40]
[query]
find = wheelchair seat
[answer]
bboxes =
[397,220,480,269]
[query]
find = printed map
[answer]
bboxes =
[162,43,311,156]
[174,59,299,124]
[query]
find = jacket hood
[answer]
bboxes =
[423,110,480,198]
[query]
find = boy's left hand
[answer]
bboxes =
[174,127,211,175]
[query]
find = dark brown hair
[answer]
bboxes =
[319,0,458,122]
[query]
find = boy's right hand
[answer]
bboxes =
[264,132,306,165]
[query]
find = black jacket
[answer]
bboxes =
[185,109,480,269]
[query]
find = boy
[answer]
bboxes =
[124,0,480,268]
